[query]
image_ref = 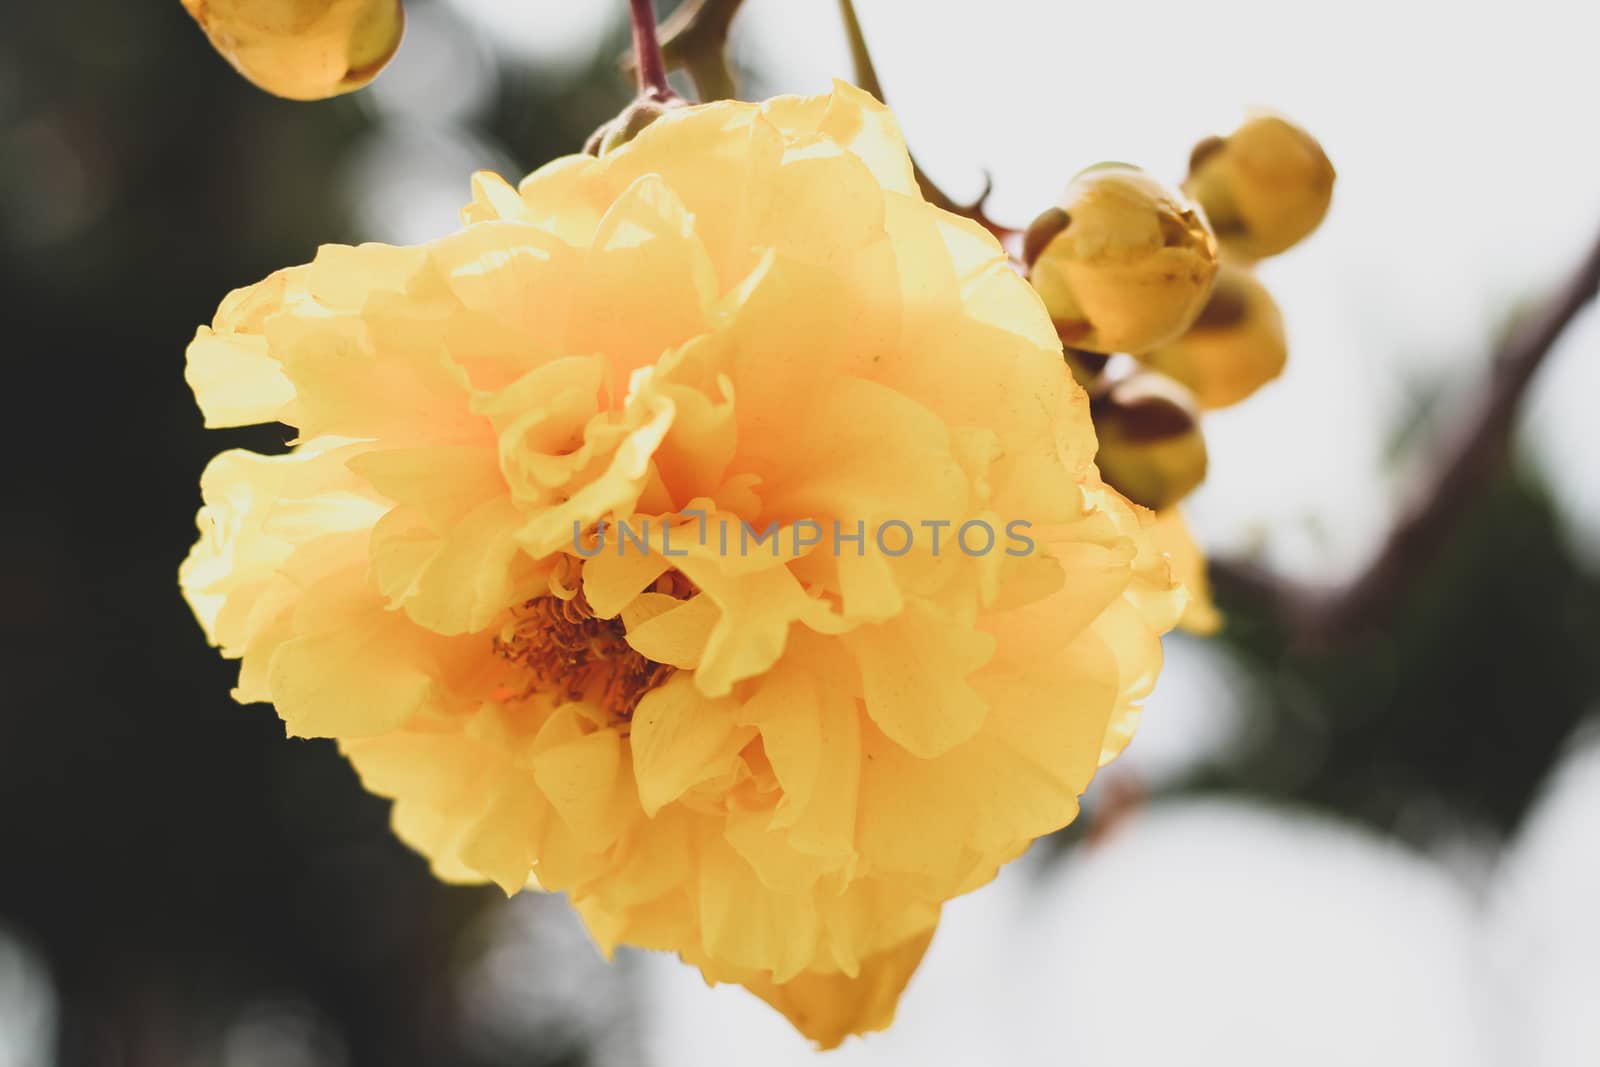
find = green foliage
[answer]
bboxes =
[1207,466,1600,839]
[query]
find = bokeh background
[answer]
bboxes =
[3,1,1597,1064]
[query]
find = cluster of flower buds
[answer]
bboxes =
[1020,116,1334,512]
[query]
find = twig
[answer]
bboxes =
[835,0,1012,237]
[1213,223,1600,646]
[628,0,674,101]
[835,0,883,103]
[620,0,745,101]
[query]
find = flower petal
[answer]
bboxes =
[735,926,935,1050]
[630,677,754,817]
[846,598,996,759]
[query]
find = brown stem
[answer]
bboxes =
[629,0,673,101]
[620,0,745,101]
[1213,222,1600,646]
[834,0,1014,238]
[835,0,884,103]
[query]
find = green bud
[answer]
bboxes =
[1092,370,1208,510]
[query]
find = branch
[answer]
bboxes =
[834,0,1011,237]
[1213,222,1600,647]
[621,0,745,101]
[628,0,674,101]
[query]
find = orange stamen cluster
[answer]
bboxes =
[493,564,686,723]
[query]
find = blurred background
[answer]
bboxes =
[2,0,1597,1063]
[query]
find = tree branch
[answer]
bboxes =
[834,0,1011,237]
[1213,222,1600,646]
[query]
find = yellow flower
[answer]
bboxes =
[179,82,1181,1047]
[181,0,404,100]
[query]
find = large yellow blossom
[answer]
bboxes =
[180,82,1182,1047]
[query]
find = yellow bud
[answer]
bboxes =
[1025,164,1219,356]
[181,0,404,100]
[1184,115,1335,259]
[1140,260,1287,410]
[1093,370,1208,510]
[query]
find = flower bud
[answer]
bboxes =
[1024,164,1218,356]
[181,0,404,100]
[1184,115,1335,259]
[1092,370,1208,510]
[584,96,691,157]
[1139,260,1287,409]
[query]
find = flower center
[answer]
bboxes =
[492,568,683,724]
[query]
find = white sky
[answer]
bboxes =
[637,738,1600,1066]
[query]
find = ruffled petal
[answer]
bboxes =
[734,926,935,1050]
[630,677,754,817]
[1152,507,1223,635]
[268,590,444,738]
[185,328,297,428]
[846,599,996,759]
